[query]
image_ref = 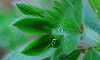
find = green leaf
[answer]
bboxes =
[66,49,81,60]
[94,34,100,43]
[45,0,82,31]
[20,34,54,56]
[53,48,81,60]
[58,0,82,36]
[83,50,100,60]
[54,1,63,8]
[84,27,100,46]
[46,16,58,27]
[82,0,100,34]
[13,17,54,33]
[16,3,44,17]
[62,36,78,53]
[72,0,82,16]
[60,6,81,29]
[93,46,100,51]
[88,0,100,19]
[53,47,63,60]
[46,10,61,20]
[53,1,65,16]
[52,6,63,13]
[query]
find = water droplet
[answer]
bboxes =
[58,27,63,33]
[53,39,56,40]
[51,39,56,46]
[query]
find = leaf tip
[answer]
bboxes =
[20,50,26,55]
[12,22,16,26]
[20,51,23,53]
[16,3,20,7]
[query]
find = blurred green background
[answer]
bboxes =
[0,0,29,59]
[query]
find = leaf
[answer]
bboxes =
[93,46,100,51]
[5,44,56,60]
[65,49,81,60]
[53,47,63,60]
[84,27,100,45]
[82,0,100,34]
[94,34,100,42]
[88,0,100,19]
[72,0,82,16]
[62,35,79,53]
[53,48,81,60]
[20,34,54,56]
[60,5,82,29]
[45,0,82,32]
[13,17,54,33]
[46,10,61,20]
[83,50,100,60]
[57,0,82,36]
[52,6,63,13]
[54,1,63,8]
[16,3,44,17]
[46,16,58,27]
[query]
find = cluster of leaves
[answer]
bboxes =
[12,0,100,60]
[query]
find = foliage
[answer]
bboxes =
[83,49,100,60]
[20,34,54,56]
[11,0,100,60]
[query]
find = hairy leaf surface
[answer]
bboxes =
[62,35,79,53]
[16,3,44,17]
[60,0,82,29]
[20,34,54,56]
[46,10,61,20]
[13,17,54,33]
[82,0,100,34]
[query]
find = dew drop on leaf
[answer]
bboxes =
[58,27,63,33]
[51,39,56,46]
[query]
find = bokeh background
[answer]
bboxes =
[0,0,28,59]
